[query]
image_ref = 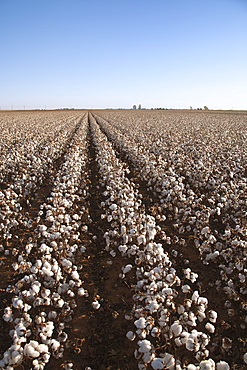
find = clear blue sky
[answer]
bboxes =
[1,0,247,110]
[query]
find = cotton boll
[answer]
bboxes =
[138,339,152,353]
[48,311,57,320]
[151,327,160,337]
[216,361,230,370]
[71,270,80,280]
[37,344,49,354]
[170,321,183,337]
[122,264,132,274]
[126,331,136,341]
[208,310,217,323]
[182,285,191,293]
[23,342,40,358]
[148,300,159,313]
[78,287,85,296]
[199,359,215,370]
[64,362,74,370]
[134,317,146,329]
[205,322,215,333]
[12,297,24,310]
[151,357,164,370]
[244,353,247,364]
[3,307,13,322]
[142,351,155,364]
[92,300,100,310]
[187,365,198,370]
[118,244,128,254]
[50,339,60,352]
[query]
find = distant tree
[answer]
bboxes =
[190,106,193,110]
[204,106,209,110]
[138,104,142,109]
[133,105,137,109]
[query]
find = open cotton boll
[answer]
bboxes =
[205,322,215,333]
[170,321,183,337]
[147,300,159,313]
[37,344,49,353]
[50,339,60,352]
[122,264,132,274]
[126,331,136,341]
[12,297,24,310]
[138,339,152,353]
[187,365,198,370]
[134,317,146,329]
[78,287,85,296]
[182,285,191,293]
[92,300,100,310]
[199,359,215,370]
[151,357,164,369]
[244,353,247,364]
[216,361,230,370]
[23,342,40,358]
[142,351,155,364]
[208,310,217,323]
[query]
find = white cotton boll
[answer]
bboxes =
[138,339,152,353]
[80,246,86,253]
[110,250,116,257]
[137,235,146,245]
[243,353,247,364]
[122,264,132,274]
[177,305,185,315]
[205,322,215,333]
[126,331,136,341]
[170,322,183,337]
[78,287,85,296]
[24,342,40,358]
[208,310,217,323]
[12,262,19,271]
[56,299,64,308]
[48,311,57,320]
[201,227,210,236]
[50,339,60,352]
[118,244,128,254]
[136,328,147,339]
[92,300,100,310]
[39,225,47,232]
[42,353,50,363]
[151,327,160,337]
[182,285,191,293]
[142,351,155,364]
[187,365,198,370]
[71,270,80,280]
[37,344,49,353]
[138,363,147,370]
[192,291,200,302]
[134,317,146,329]
[64,362,74,370]
[9,350,23,365]
[151,357,164,369]
[199,359,215,370]
[109,203,118,211]
[12,297,24,310]
[174,337,183,347]
[216,361,230,370]
[186,337,195,351]
[148,300,159,313]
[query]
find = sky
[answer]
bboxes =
[0,0,247,110]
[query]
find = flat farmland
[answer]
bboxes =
[0,109,246,370]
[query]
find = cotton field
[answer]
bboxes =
[0,109,246,370]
